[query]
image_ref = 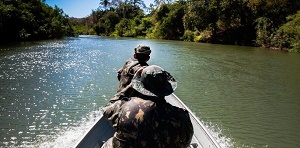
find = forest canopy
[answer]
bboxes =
[0,0,74,41]
[1,0,300,52]
[70,0,300,52]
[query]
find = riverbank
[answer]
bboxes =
[68,1,300,53]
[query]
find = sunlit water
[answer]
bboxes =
[0,36,299,147]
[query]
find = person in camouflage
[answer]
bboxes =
[102,65,194,148]
[102,45,151,129]
[116,44,151,93]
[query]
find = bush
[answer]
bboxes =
[289,42,300,53]
[255,17,273,48]
[276,11,300,52]
[181,30,194,41]
[114,19,131,37]
[194,30,212,42]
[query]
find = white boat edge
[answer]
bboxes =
[74,93,221,148]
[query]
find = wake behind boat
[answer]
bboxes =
[75,93,220,148]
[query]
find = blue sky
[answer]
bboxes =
[45,0,153,18]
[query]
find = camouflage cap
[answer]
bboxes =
[132,65,177,97]
[134,44,151,55]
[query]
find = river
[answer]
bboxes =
[0,35,299,147]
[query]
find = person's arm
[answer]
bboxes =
[113,66,146,102]
[109,85,133,103]
[117,67,122,81]
[102,99,124,128]
[102,87,132,128]
[104,66,147,127]
[180,110,194,147]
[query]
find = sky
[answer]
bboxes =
[45,0,153,18]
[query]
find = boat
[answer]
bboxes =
[75,93,221,148]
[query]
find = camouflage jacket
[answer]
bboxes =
[103,97,193,148]
[117,58,148,92]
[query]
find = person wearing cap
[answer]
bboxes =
[102,45,151,129]
[102,65,193,148]
[116,44,151,93]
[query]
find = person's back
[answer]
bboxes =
[113,96,193,147]
[102,65,193,148]
[117,44,151,92]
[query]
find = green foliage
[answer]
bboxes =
[94,11,120,35]
[250,0,300,48]
[0,0,74,41]
[1,0,300,52]
[113,17,152,37]
[73,24,89,35]
[71,0,300,52]
[139,17,153,37]
[194,30,212,43]
[150,2,185,40]
[88,28,97,35]
[50,6,72,38]
[255,17,273,47]
[154,4,169,21]
[181,30,194,42]
[275,11,300,52]
[255,10,300,52]
[114,19,132,37]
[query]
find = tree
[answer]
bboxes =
[154,0,173,7]
[151,2,185,39]
[94,11,120,35]
[100,0,111,10]
[0,0,74,41]
[275,11,300,52]
[127,0,146,8]
[248,0,300,47]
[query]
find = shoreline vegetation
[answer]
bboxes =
[1,0,300,53]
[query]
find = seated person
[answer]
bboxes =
[117,44,151,93]
[104,45,151,108]
[102,65,193,148]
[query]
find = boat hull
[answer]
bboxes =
[75,117,115,148]
[75,94,220,148]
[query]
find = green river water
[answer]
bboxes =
[0,35,299,147]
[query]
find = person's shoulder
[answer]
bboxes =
[125,97,156,112]
[128,58,136,62]
[165,102,186,111]
[124,58,137,66]
[124,58,133,64]
[165,103,190,118]
[165,103,193,130]
[129,97,156,106]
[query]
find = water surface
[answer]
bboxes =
[0,36,299,147]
